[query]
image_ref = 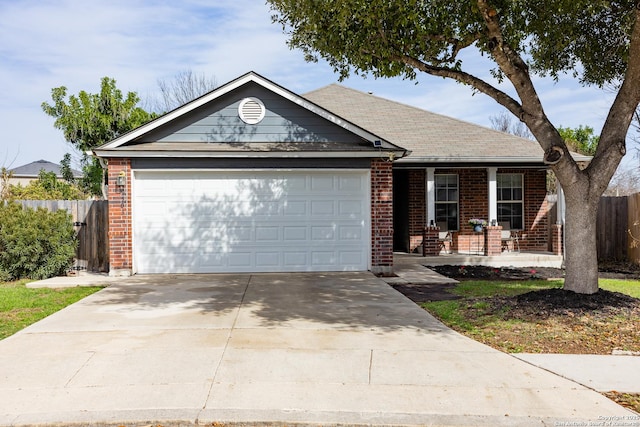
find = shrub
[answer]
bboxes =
[0,202,77,280]
[8,170,86,201]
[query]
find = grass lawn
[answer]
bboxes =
[0,279,103,340]
[423,278,640,354]
[422,277,640,413]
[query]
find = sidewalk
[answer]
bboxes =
[515,353,640,393]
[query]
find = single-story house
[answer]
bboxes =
[8,159,82,187]
[94,72,585,277]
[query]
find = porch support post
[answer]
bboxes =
[552,179,565,256]
[426,167,435,225]
[488,167,497,223]
[556,181,566,225]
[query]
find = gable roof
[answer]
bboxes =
[10,159,82,178]
[304,84,590,165]
[94,71,406,159]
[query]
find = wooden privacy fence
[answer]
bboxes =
[15,200,109,272]
[548,194,637,263]
[628,193,640,264]
[597,196,629,262]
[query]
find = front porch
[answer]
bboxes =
[395,251,564,269]
[392,167,564,258]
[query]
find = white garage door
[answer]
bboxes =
[133,170,370,273]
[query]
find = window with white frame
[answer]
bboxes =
[435,174,459,231]
[497,173,523,230]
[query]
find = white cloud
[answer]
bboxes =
[0,0,628,169]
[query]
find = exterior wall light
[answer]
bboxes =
[116,171,126,187]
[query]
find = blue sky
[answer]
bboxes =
[0,0,629,169]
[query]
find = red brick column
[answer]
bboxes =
[484,226,502,256]
[551,224,563,256]
[107,158,133,276]
[371,159,393,275]
[408,169,426,251]
[422,226,440,256]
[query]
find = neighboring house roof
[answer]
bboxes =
[9,159,82,178]
[94,71,406,159]
[304,84,591,166]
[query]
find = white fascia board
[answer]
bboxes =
[97,71,401,152]
[396,155,592,164]
[395,156,547,164]
[92,149,406,159]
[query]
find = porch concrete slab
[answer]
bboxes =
[0,272,634,427]
[514,353,640,393]
[420,251,564,268]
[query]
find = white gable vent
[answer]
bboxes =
[238,97,266,124]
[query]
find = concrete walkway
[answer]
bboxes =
[1,273,635,426]
[515,353,640,394]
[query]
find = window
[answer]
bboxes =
[435,174,458,231]
[497,173,523,230]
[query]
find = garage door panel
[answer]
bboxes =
[339,175,363,191]
[311,175,334,191]
[133,170,369,273]
[283,227,306,241]
[310,200,335,215]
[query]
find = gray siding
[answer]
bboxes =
[139,83,364,144]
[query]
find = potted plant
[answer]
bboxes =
[468,218,488,232]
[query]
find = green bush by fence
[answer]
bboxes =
[0,202,77,280]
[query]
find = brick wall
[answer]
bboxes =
[484,226,502,256]
[443,168,489,252]
[422,226,440,256]
[107,158,133,276]
[403,167,551,254]
[371,159,394,274]
[408,169,426,251]
[499,168,549,251]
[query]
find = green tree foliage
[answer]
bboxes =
[0,203,77,281]
[558,126,599,156]
[268,0,640,294]
[42,77,155,197]
[8,170,85,201]
[60,153,75,183]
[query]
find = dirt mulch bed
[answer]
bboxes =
[499,288,640,319]
[391,263,640,306]
[430,263,640,281]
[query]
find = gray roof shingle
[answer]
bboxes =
[10,160,82,178]
[303,84,550,164]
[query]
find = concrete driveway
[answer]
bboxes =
[0,272,633,426]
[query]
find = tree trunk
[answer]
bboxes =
[562,185,599,294]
